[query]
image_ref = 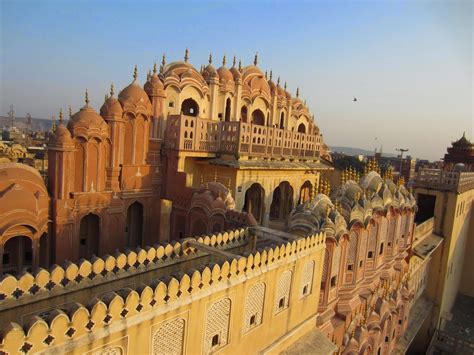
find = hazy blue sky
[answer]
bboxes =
[1,0,472,160]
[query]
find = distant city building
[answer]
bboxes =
[443,132,474,172]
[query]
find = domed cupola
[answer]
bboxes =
[229,56,242,82]
[201,53,219,84]
[217,55,235,91]
[68,90,109,139]
[144,63,164,98]
[276,77,286,98]
[118,66,153,115]
[100,84,123,121]
[51,109,73,147]
[267,70,276,95]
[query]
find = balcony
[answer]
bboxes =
[414,168,474,193]
[166,114,322,160]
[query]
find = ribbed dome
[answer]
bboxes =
[118,81,151,107]
[54,123,73,145]
[68,105,106,130]
[100,96,123,119]
[217,62,233,82]
[230,66,241,81]
[144,68,164,96]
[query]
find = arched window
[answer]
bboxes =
[251,109,265,125]
[297,123,306,133]
[204,298,231,354]
[2,236,33,275]
[241,106,248,122]
[79,214,100,259]
[270,181,293,221]
[274,270,292,314]
[126,202,143,247]
[152,317,185,355]
[280,113,285,129]
[224,98,231,122]
[181,98,199,117]
[243,183,265,224]
[244,283,265,332]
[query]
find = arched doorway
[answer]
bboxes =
[297,123,306,133]
[243,183,265,224]
[251,109,265,126]
[79,214,100,259]
[280,113,285,129]
[126,202,143,247]
[181,98,199,117]
[269,182,294,221]
[241,106,248,122]
[2,236,33,275]
[299,181,313,204]
[225,98,231,122]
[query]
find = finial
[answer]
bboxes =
[161,53,166,68]
[277,76,280,86]
[110,83,114,97]
[184,48,189,63]
[208,53,212,64]
[222,55,226,66]
[254,52,258,66]
[284,81,287,90]
[265,70,268,80]
[269,70,273,80]
[153,62,157,74]
[232,55,236,67]
[59,108,63,124]
[238,59,242,71]
[147,70,151,80]
[133,65,138,81]
[104,94,108,102]
[85,89,90,106]
[51,115,57,133]
[68,106,72,118]
[296,87,300,98]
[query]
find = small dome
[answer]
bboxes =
[144,70,164,96]
[217,57,233,82]
[202,64,218,82]
[54,123,73,145]
[230,66,241,81]
[100,96,123,119]
[118,81,151,107]
[68,105,106,131]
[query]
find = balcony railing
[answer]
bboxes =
[166,114,322,160]
[414,168,474,193]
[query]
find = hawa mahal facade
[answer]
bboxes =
[0,50,418,355]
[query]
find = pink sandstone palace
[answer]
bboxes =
[0,50,420,355]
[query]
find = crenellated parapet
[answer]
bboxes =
[0,228,249,305]
[0,232,325,354]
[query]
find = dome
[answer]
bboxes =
[68,105,106,131]
[100,86,123,119]
[454,163,466,172]
[217,56,233,82]
[54,123,73,145]
[118,81,151,107]
[144,67,164,96]
[202,64,218,82]
[230,65,241,81]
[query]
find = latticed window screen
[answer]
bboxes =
[331,245,341,278]
[92,346,123,355]
[347,232,358,264]
[274,270,292,314]
[243,282,265,332]
[152,317,185,355]
[203,298,231,354]
[300,260,315,298]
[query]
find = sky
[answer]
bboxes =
[0,0,472,161]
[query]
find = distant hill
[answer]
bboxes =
[330,146,397,158]
[0,116,53,132]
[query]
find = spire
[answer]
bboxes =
[69,106,72,119]
[265,70,268,80]
[269,70,273,81]
[85,89,90,107]
[133,65,138,81]
[253,52,258,66]
[296,87,300,98]
[59,108,63,124]
[232,55,236,67]
[153,62,157,74]
[110,83,114,97]
[184,48,189,63]
[51,115,57,133]
[238,59,242,71]
[284,81,287,90]
[222,55,226,66]
[208,53,213,64]
[277,76,280,87]
[160,53,166,73]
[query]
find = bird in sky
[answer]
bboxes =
[353,97,358,102]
